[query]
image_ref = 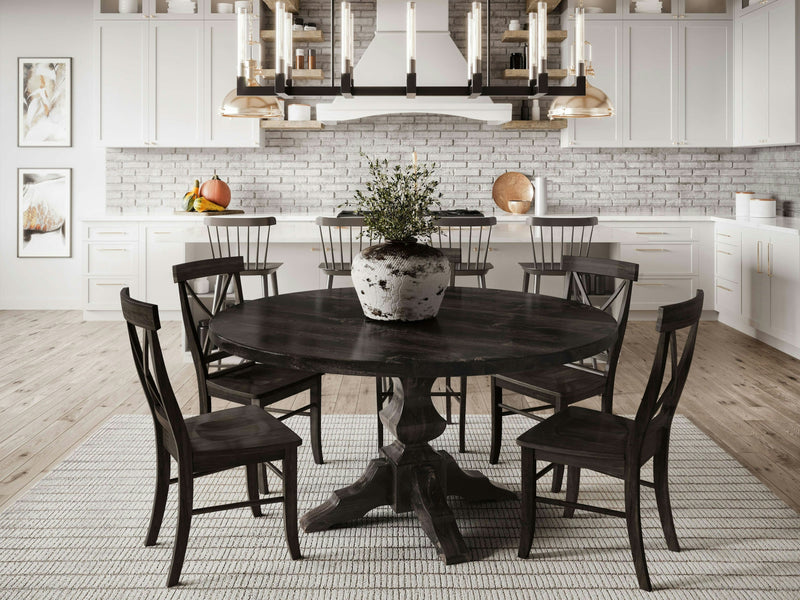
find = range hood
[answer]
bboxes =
[316,0,511,125]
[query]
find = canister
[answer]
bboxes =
[750,198,777,218]
[735,191,754,217]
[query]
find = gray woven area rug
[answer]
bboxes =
[1,414,799,600]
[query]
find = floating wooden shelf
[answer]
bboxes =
[261,120,325,130]
[502,119,568,130]
[502,68,568,80]
[261,68,324,80]
[261,29,324,43]
[527,0,563,11]
[262,0,299,13]
[501,30,568,43]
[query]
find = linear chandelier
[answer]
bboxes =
[235,0,587,100]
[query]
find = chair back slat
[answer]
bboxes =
[204,216,277,272]
[120,288,189,460]
[433,216,497,272]
[527,216,598,272]
[315,216,377,273]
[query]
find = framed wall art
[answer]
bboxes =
[18,168,72,258]
[18,58,72,147]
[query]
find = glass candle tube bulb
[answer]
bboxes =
[575,7,585,75]
[237,4,250,78]
[467,11,474,80]
[284,12,293,76]
[537,1,547,73]
[528,12,537,80]
[275,1,284,74]
[340,2,349,75]
[472,2,482,75]
[407,2,416,74]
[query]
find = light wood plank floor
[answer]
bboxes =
[1,311,799,513]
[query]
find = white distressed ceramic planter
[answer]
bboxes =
[351,242,451,321]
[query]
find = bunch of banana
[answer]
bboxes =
[181,180,227,212]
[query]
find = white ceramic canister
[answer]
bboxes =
[534,176,547,216]
[735,191,754,217]
[287,103,311,121]
[750,198,777,218]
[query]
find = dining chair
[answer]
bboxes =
[173,257,324,487]
[520,216,598,294]
[517,290,704,592]
[432,216,497,289]
[490,256,639,492]
[204,215,282,297]
[315,216,380,289]
[120,287,301,588]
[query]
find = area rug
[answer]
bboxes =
[1,415,798,599]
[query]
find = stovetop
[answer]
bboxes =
[337,209,484,217]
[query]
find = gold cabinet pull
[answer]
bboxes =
[635,231,668,235]
[757,241,762,273]
[95,231,128,235]
[717,232,732,237]
[716,250,732,256]
[635,248,668,252]
[768,242,773,277]
[636,282,667,286]
[716,284,732,292]
[95,282,126,286]
[97,248,128,252]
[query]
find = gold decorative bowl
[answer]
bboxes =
[507,200,532,214]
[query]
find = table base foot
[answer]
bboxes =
[441,450,517,503]
[412,464,469,564]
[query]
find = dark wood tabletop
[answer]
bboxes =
[209,287,618,379]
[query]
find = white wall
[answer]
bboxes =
[0,0,105,309]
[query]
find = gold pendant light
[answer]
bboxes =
[548,82,614,119]
[219,90,283,119]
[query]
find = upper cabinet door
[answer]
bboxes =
[564,21,624,148]
[766,0,797,145]
[95,21,149,146]
[205,21,260,147]
[738,10,769,145]
[679,21,732,146]
[623,22,679,146]
[150,20,204,146]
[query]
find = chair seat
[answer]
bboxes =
[495,364,606,403]
[241,262,282,276]
[519,262,566,276]
[207,363,320,403]
[318,262,351,276]
[186,405,301,472]
[516,406,632,476]
[453,263,494,275]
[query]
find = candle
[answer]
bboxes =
[275,1,284,74]
[537,1,547,74]
[527,12,536,80]
[341,2,349,75]
[284,11,293,76]
[407,2,416,74]
[467,11,474,80]
[472,2,482,76]
[575,6,585,74]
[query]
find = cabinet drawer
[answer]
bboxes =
[715,222,741,246]
[615,226,694,242]
[619,244,695,275]
[715,278,741,316]
[85,277,138,309]
[631,278,696,309]
[86,242,138,275]
[715,243,741,283]
[86,224,138,241]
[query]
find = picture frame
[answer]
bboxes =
[18,57,72,147]
[18,168,72,258]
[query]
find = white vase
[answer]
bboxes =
[351,242,451,322]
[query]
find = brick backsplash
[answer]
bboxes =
[106,118,795,216]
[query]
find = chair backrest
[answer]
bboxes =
[204,216,277,270]
[120,288,189,460]
[526,216,598,271]
[433,216,497,271]
[315,216,380,271]
[561,255,639,396]
[173,257,245,380]
[633,290,704,452]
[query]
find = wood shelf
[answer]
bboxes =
[261,68,324,80]
[502,119,567,130]
[261,120,324,130]
[502,68,568,80]
[501,30,568,43]
[262,0,299,13]
[261,29,324,43]
[527,0,563,11]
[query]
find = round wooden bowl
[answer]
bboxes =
[507,200,532,214]
[492,172,534,213]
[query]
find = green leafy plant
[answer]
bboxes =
[347,153,442,243]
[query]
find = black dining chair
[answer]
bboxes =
[490,256,639,493]
[520,216,598,294]
[517,290,704,592]
[120,288,301,587]
[173,257,324,489]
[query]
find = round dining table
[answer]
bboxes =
[209,287,618,565]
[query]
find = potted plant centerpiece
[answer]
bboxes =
[348,154,451,322]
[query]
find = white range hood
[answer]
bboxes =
[316,0,511,125]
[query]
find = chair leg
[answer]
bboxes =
[654,446,680,552]
[480,275,487,288]
[145,443,171,546]
[522,272,530,293]
[550,400,566,493]
[327,274,334,290]
[533,275,541,294]
[601,391,613,414]
[450,267,456,287]
[199,394,211,415]
[489,378,502,465]
[261,275,269,298]
[458,376,467,454]
[445,377,453,424]
[166,470,193,587]
[518,447,536,558]
[625,466,652,592]
[269,271,279,296]
[246,464,263,517]
[283,446,302,560]
[310,376,324,465]
[253,400,270,494]
[563,467,580,518]
[375,377,384,449]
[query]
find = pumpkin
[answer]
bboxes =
[199,174,231,208]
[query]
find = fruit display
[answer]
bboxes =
[182,179,200,211]
[199,173,231,208]
[193,196,227,212]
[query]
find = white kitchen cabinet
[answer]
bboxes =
[145,225,190,311]
[734,0,798,146]
[623,22,679,146]
[561,21,624,148]
[679,21,732,145]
